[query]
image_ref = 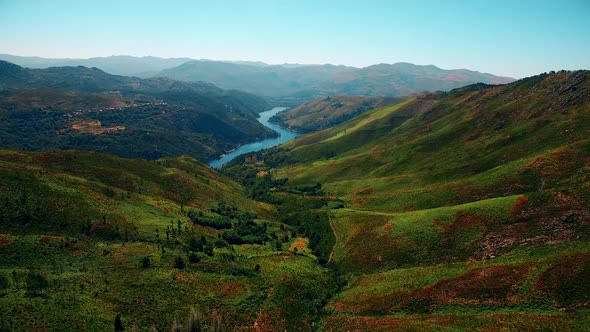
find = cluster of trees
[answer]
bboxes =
[221,220,270,245]
[0,271,49,297]
[187,210,232,229]
[114,308,223,332]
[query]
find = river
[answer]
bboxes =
[209,107,298,169]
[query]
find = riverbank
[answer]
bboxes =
[209,107,298,169]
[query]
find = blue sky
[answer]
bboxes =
[0,0,588,78]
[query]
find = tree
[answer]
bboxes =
[171,316,182,332]
[141,256,151,268]
[25,272,48,297]
[188,253,200,264]
[0,274,9,295]
[188,309,201,332]
[189,237,203,252]
[211,310,223,332]
[174,256,185,269]
[204,244,214,257]
[114,314,124,332]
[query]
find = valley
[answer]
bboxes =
[221,70,590,330]
[0,4,588,328]
[209,107,299,169]
[0,52,588,330]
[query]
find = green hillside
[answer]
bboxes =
[224,71,590,330]
[0,150,337,331]
[270,96,403,133]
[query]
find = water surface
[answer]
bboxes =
[209,107,298,168]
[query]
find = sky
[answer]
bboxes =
[0,0,589,78]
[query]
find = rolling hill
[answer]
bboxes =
[0,150,337,331]
[0,60,275,161]
[223,70,590,330]
[270,96,404,133]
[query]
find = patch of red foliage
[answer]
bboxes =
[520,149,580,187]
[0,236,13,248]
[174,273,189,283]
[382,223,394,232]
[213,282,244,299]
[510,196,529,219]
[352,188,375,208]
[535,252,590,308]
[253,310,284,332]
[343,264,531,314]
[323,313,567,331]
[344,221,400,272]
[433,213,487,260]
[422,264,530,305]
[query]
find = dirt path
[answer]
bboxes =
[327,216,337,264]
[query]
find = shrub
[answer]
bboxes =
[174,256,185,269]
[141,256,151,268]
[188,253,201,264]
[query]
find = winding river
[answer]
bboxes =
[209,107,298,169]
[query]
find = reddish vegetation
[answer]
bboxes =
[256,170,269,177]
[334,264,530,315]
[174,273,189,283]
[0,236,13,248]
[382,223,394,232]
[253,310,284,332]
[510,196,529,219]
[323,313,567,331]
[536,252,590,308]
[422,264,530,305]
[477,191,588,259]
[213,282,245,299]
[352,188,375,207]
[434,213,487,260]
[292,238,306,251]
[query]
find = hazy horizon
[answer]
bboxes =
[1,0,589,79]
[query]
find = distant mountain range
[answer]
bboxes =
[0,54,193,77]
[0,60,274,161]
[1,54,515,104]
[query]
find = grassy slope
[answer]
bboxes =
[271,96,403,133]
[269,71,590,330]
[0,150,336,331]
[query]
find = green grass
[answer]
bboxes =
[0,150,338,331]
[264,71,590,330]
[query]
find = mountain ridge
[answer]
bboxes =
[0,60,276,161]
[221,70,590,329]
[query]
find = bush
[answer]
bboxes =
[141,256,151,268]
[25,272,48,297]
[188,253,201,264]
[174,256,185,269]
[189,237,204,252]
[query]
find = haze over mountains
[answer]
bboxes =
[1,54,514,104]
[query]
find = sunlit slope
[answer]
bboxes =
[271,71,590,330]
[279,71,589,211]
[0,150,337,331]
